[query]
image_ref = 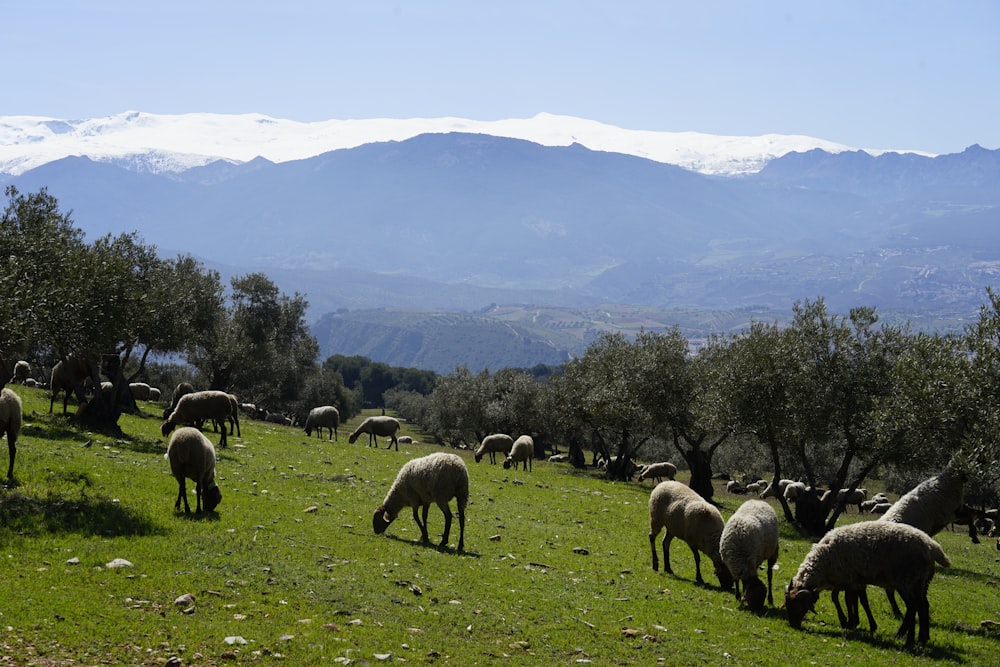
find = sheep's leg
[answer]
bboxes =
[6,438,14,480]
[858,588,877,633]
[175,478,191,513]
[649,531,660,571]
[456,503,465,552]
[885,588,903,618]
[661,533,674,574]
[194,481,203,513]
[832,590,851,628]
[894,592,917,647]
[219,427,227,449]
[689,544,704,584]
[766,552,777,606]
[438,501,453,548]
[412,505,431,543]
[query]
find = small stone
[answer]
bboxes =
[572,547,589,555]
[65,557,80,565]
[224,636,248,645]
[105,558,133,569]
[174,593,196,606]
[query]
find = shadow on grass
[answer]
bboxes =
[796,616,969,660]
[380,532,481,557]
[0,488,166,538]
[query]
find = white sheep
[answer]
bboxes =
[129,382,153,401]
[163,382,195,420]
[349,416,401,450]
[726,480,746,494]
[638,461,678,484]
[503,435,534,471]
[548,453,569,463]
[304,405,340,441]
[474,433,514,464]
[373,452,469,551]
[1,388,23,480]
[783,481,807,503]
[720,499,779,610]
[870,502,893,514]
[784,520,950,647]
[835,487,867,512]
[398,435,414,445]
[11,360,30,384]
[648,480,734,589]
[161,390,235,449]
[164,426,222,514]
[880,464,974,542]
[148,387,161,401]
[744,481,765,495]
[759,478,793,499]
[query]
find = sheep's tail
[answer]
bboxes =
[930,541,951,568]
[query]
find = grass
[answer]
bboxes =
[1,385,999,665]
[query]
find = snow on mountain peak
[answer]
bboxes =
[0,110,910,177]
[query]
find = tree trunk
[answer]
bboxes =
[688,448,715,502]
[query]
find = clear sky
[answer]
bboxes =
[4,1,998,154]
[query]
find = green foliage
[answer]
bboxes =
[2,386,998,665]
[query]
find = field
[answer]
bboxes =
[1,385,998,666]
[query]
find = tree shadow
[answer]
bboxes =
[0,488,166,538]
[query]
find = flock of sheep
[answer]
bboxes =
[3,364,995,651]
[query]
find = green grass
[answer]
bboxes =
[2,385,999,665]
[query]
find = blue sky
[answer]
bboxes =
[4,1,998,154]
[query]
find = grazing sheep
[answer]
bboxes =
[759,478,794,500]
[373,452,469,551]
[548,453,569,463]
[744,481,765,495]
[784,521,950,647]
[726,480,746,495]
[129,382,153,401]
[880,464,975,542]
[648,480,734,589]
[164,426,222,514]
[474,433,514,464]
[265,411,292,426]
[163,382,195,420]
[304,405,340,441]
[11,360,30,384]
[638,462,678,484]
[349,416,401,450]
[503,435,534,471]
[783,481,808,503]
[720,499,779,610]
[836,487,868,512]
[161,390,235,449]
[49,356,96,413]
[1,388,23,480]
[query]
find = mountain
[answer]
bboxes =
[0,111,888,178]
[3,114,998,372]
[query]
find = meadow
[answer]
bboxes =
[1,385,998,666]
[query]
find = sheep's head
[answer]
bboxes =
[348,433,360,444]
[784,583,817,629]
[160,420,176,437]
[474,450,483,463]
[203,484,222,512]
[502,457,513,469]
[372,505,396,534]
[713,560,734,591]
[742,577,767,611]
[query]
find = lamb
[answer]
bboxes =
[648,480,734,589]
[502,435,534,471]
[161,390,236,449]
[1,388,23,480]
[164,426,222,514]
[348,416,401,450]
[784,520,950,647]
[474,433,514,464]
[638,461,678,484]
[304,405,340,441]
[372,452,469,551]
[719,499,779,610]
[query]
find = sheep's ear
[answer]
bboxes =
[382,510,392,524]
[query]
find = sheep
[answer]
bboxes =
[870,502,893,514]
[164,426,222,514]
[148,387,161,401]
[880,464,974,542]
[398,435,414,445]
[726,479,746,494]
[372,452,468,551]
[129,382,153,401]
[304,405,340,441]
[1,388,23,480]
[783,481,808,503]
[161,390,235,449]
[49,356,96,413]
[759,478,793,500]
[719,499,779,610]
[548,453,569,463]
[744,481,765,495]
[503,435,534,471]
[225,393,241,437]
[265,411,292,426]
[638,461,678,484]
[11,360,30,384]
[648,480,734,589]
[349,416,401,450]
[836,487,867,512]
[784,520,950,647]
[163,382,195,420]
[474,433,514,464]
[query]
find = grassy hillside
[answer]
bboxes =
[2,385,998,665]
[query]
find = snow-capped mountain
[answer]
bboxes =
[0,111,914,177]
